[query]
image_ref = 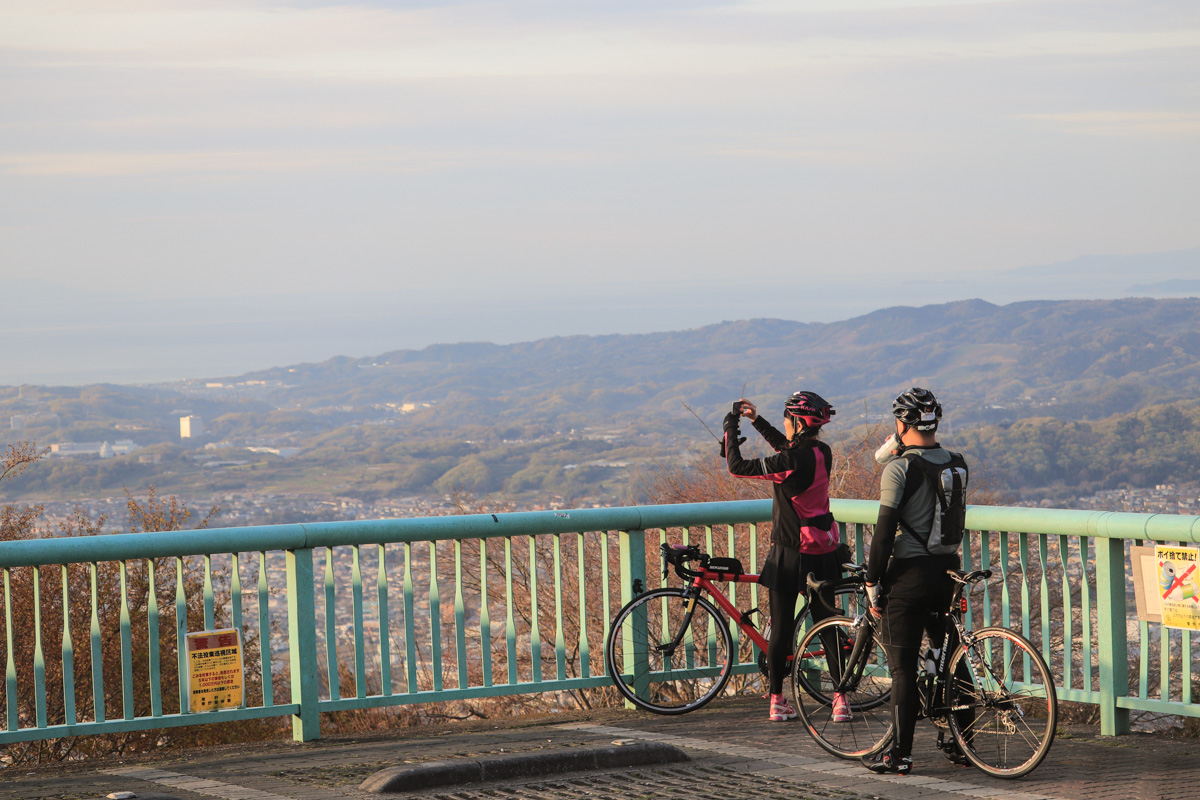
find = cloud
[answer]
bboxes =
[1,0,1197,307]
[2,1,1196,82]
[0,145,609,177]
[1017,111,1200,137]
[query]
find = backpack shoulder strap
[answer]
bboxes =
[946,451,970,480]
[896,450,934,511]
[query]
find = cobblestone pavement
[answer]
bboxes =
[3,697,1199,800]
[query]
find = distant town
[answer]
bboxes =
[34,491,587,536]
[7,301,1200,530]
[15,386,1200,535]
[1077,484,1200,516]
[31,477,1199,539]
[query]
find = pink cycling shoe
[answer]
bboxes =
[832,692,852,722]
[769,693,797,721]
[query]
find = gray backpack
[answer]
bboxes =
[897,451,970,556]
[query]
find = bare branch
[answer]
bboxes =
[1,441,46,483]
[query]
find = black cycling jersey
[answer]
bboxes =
[724,415,839,555]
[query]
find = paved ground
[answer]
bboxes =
[4,697,1200,800]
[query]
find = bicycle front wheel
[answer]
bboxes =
[792,616,893,759]
[605,588,734,715]
[946,627,1058,779]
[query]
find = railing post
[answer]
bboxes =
[618,528,648,609]
[618,529,648,703]
[287,547,320,742]
[1095,537,1130,735]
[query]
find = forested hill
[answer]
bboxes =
[238,296,1200,428]
[3,296,1200,504]
[959,400,1200,504]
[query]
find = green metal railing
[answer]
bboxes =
[1,500,1198,746]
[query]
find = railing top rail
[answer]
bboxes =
[0,523,310,569]
[963,504,1200,542]
[837,499,1200,541]
[0,499,773,568]
[3,498,1198,568]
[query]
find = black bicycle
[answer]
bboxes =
[792,568,1058,779]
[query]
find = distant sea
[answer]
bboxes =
[5,247,1197,386]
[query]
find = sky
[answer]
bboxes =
[1,0,1199,384]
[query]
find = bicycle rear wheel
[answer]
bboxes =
[755,586,868,680]
[946,627,1058,778]
[606,588,734,715]
[792,616,893,759]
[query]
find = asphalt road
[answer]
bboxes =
[3,696,1198,800]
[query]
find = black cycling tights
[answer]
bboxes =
[877,556,958,757]
[767,586,838,695]
[767,587,798,695]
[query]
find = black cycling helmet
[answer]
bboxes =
[892,387,942,432]
[784,391,835,429]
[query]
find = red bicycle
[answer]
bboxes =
[605,542,865,714]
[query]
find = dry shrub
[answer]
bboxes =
[0,445,281,764]
[636,445,771,506]
[444,492,623,717]
[641,420,1011,508]
[637,423,885,509]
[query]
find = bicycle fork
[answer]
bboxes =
[656,588,703,658]
[830,615,873,695]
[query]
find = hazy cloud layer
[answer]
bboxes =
[1,0,1198,379]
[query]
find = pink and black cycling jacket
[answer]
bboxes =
[724,416,840,555]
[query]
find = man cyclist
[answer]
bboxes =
[724,391,845,723]
[862,387,969,775]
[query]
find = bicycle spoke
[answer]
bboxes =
[793,616,892,759]
[947,627,1057,778]
[606,588,734,715]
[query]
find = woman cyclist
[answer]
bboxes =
[723,391,845,722]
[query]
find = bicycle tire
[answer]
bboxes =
[792,616,894,759]
[605,588,734,715]
[946,627,1058,779]
[827,583,871,620]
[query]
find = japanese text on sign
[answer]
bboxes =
[1154,546,1200,631]
[185,628,244,713]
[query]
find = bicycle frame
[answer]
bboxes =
[610,544,866,716]
[831,571,980,700]
[655,544,861,670]
[676,570,769,654]
[924,571,996,717]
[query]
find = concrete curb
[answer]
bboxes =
[360,740,690,793]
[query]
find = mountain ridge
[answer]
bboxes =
[4,296,1200,504]
[220,296,1198,425]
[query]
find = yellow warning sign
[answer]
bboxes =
[185,628,244,713]
[1155,546,1200,631]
